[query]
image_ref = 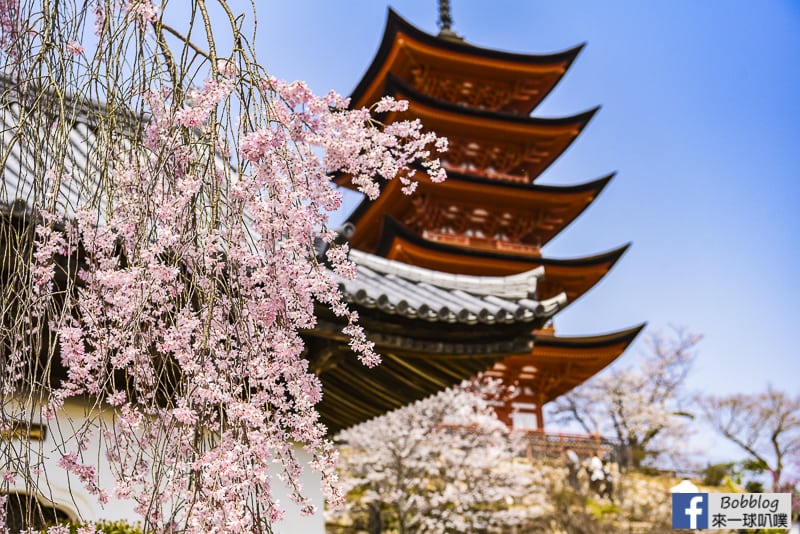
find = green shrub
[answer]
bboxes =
[701,462,737,486]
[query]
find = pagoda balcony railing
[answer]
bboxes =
[423,231,541,256]
[520,429,617,459]
[432,424,618,462]
[442,164,534,185]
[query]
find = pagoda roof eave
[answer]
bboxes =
[487,323,646,405]
[314,324,646,432]
[308,317,539,433]
[383,73,600,129]
[340,172,615,247]
[338,170,613,213]
[374,215,630,269]
[532,323,646,349]
[349,8,584,109]
[371,216,630,305]
[441,169,615,194]
[532,323,646,402]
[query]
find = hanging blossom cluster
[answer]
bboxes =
[0,0,19,59]
[58,82,441,529]
[0,1,446,532]
[122,0,159,27]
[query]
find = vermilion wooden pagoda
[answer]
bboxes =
[332,9,644,429]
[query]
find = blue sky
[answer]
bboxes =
[254,2,799,459]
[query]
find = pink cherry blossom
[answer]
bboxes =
[123,0,158,27]
[66,40,84,56]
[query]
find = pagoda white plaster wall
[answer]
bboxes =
[3,398,324,532]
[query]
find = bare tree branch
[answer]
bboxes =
[701,385,800,488]
[549,327,701,469]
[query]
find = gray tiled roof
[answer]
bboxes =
[0,97,252,237]
[1,102,110,218]
[334,249,566,325]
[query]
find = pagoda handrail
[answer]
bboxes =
[519,429,620,460]
[521,429,605,442]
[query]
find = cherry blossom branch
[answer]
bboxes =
[0,1,446,532]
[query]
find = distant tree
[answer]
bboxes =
[700,386,800,489]
[549,328,701,469]
[330,380,537,534]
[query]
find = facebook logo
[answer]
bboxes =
[672,493,709,529]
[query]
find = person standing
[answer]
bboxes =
[588,450,605,495]
[565,447,581,490]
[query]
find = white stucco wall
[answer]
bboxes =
[3,398,324,532]
[5,399,138,523]
[271,453,325,534]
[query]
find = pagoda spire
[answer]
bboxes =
[437,0,462,41]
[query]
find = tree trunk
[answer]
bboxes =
[367,503,382,534]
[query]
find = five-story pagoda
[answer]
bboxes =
[332,6,644,430]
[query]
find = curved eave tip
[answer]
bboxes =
[580,105,602,124]
[626,322,649,345]
[611,242,633,264]
[536,105,600,128]
[564,42,587,64]
[573,242,634,268]
[595,171,617,188]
